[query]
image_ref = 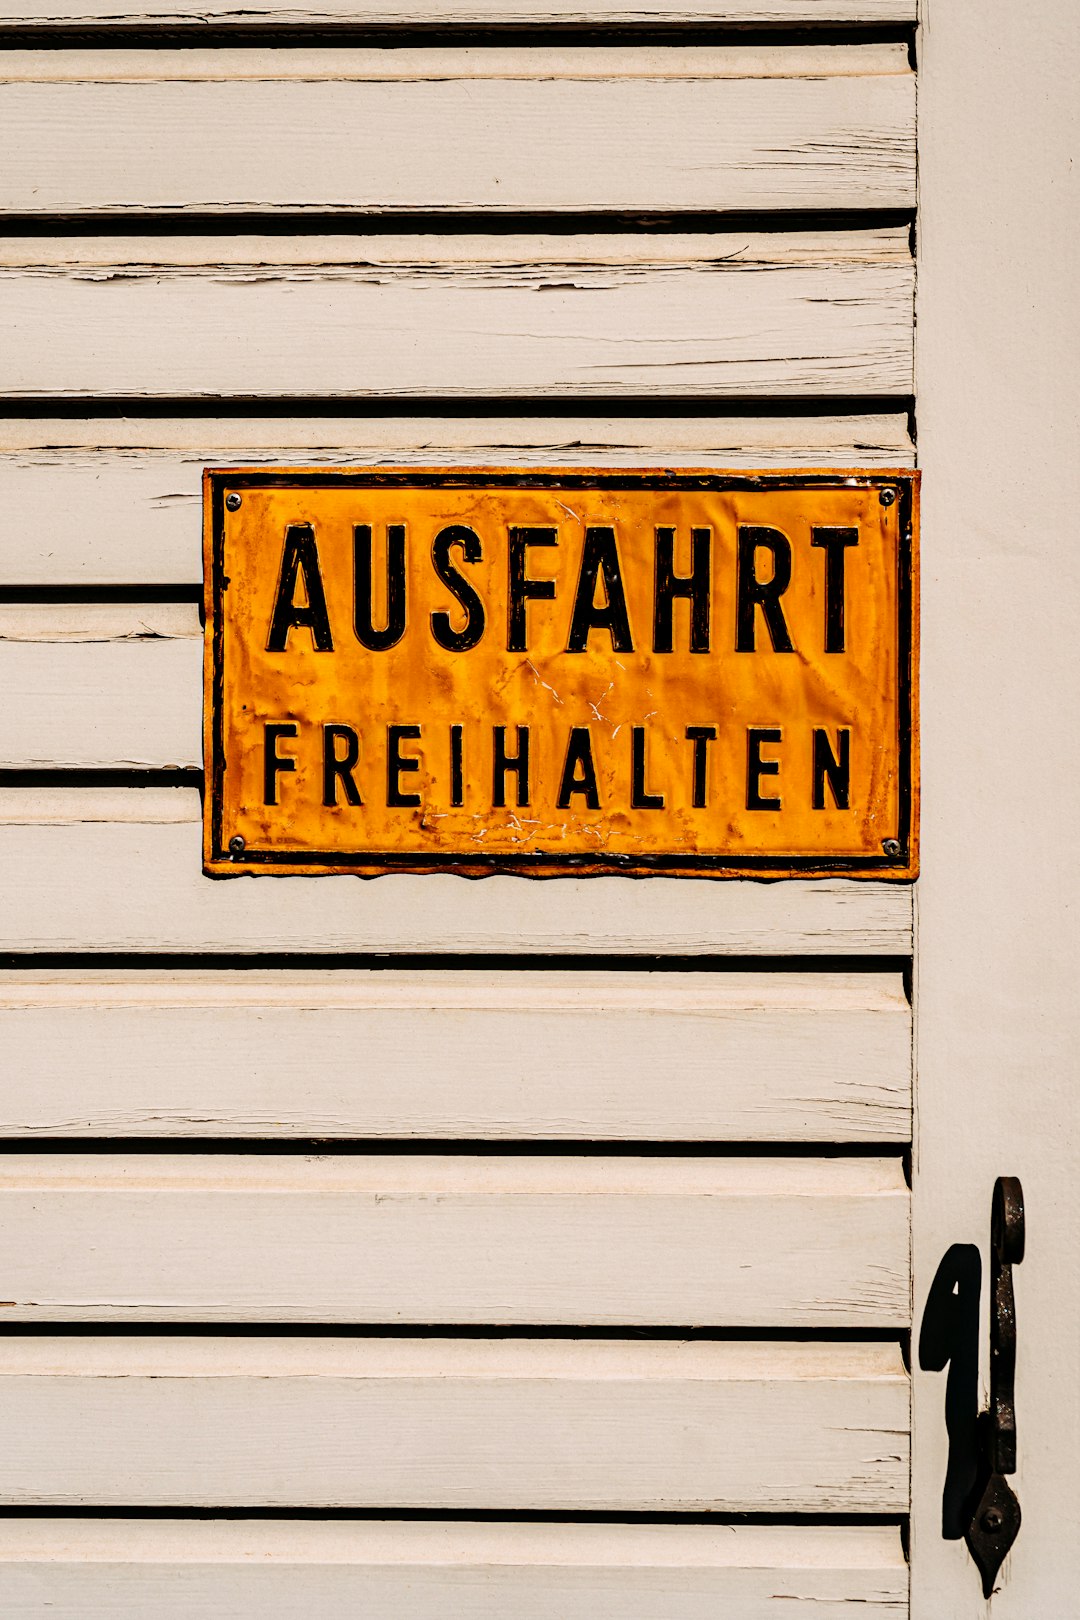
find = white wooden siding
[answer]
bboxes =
[0,47,913,216]
[0,44,916,77]
[0,1,919,26]
[0,17,916,1587]
[0,230,913,399]
[0,1338,910,1510]
[0,1154,909,1325]
[0,415,915,585]
[0,606,197,770]
[0,597,919,772]
[0,789,913,953]
[0,1521,910,1619]
[0,969,911,1139]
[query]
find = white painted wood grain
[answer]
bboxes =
[0,415,914,584]
[0,1521,909,1619]
[0,414,918,454]
[0,1153,909,1325]
[0,1337,909,1510]
[0,230,913,399]
[0,788,913,952]
[0,0,917,23]
[0,968,911,1139]
[7,230,894,266]
[0,43,911,78]
[0,606,198,770]
[0,47,913,214]
[912,1,1080,1612]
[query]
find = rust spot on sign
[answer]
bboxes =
[203,468,918,879]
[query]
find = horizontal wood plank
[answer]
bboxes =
[0,607,197,770]
[0,1521,909,1618]
[0,42,912,76]
[0,594,918,777]
[0,230,913,399]
[0,1154,910,1324]
[0,414,914,584]
[0,968,911,1139]
[0,1,919,27]
[0,47,913,215]
[0,789,913,953]
[0,1338,910,1509]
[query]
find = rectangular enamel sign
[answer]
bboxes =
[204,469,917,878]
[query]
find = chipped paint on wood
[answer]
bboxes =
[0,231,914,400]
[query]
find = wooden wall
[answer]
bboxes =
[0,4,915,1611]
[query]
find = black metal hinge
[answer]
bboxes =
[964,1175,1025,1596]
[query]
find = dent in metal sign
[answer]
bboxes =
[203,469,917,878]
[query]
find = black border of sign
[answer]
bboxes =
[206,469,917,878]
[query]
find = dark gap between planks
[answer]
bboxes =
[0,209,915,238]
[0,1323,911,1344]
[0,394,917,420]
[0,22,917,49]
[0,1139,912,1156]
[0,1505,909,1526]
[0,949,912,975]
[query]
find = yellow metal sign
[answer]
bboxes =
[204,469,917,878]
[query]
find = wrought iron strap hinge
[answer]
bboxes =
[965,1175,1025,1596]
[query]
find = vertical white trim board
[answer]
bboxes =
[912,0,1080,1611]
